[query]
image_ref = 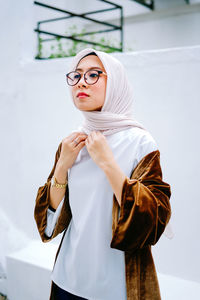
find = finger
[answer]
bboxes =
[68,132,87,140]
[93,131,100,141]
[97,131,106,141]
[86,134,93,144]
[71,135,86,148]
[69,132,80,138]
[77,131,88,136]
[74,135,87,141]
[85,138,90,147]
[62,135,77,147]
[69,133,84,143]
[76,140,86,151]
[96,131,104,137]
[63,132,79,143]
[89,131,97,141]
[91,132,96,141]
[96,131,102,136]
[91,131,97,137]
[70,136,80,147]
[76,133,88,139]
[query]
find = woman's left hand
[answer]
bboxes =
[85,131,115,169]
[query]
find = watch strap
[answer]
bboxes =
[51,176,67,188]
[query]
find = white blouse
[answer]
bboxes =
[45,127,158,300]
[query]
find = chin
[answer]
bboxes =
[76,106,102,112]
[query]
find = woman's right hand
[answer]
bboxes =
[57,132,88,171]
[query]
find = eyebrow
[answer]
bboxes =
[75,66,103,72]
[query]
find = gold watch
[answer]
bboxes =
[51,176,67,188]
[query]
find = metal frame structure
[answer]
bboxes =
[34,0,191,59]
[130,0,154,10]
[130,0,190,10]
[34,0,123,59]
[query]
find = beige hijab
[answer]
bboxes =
[68,48,146,135]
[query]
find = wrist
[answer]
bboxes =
[56,159,69,174]
[54,160,68,183]
[100,158,118,174]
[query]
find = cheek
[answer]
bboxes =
[71,87,77,103]
[95,81,106,100]
[71,87,76,97]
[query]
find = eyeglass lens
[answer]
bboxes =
[67,70,101,86]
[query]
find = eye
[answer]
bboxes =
[89,72,98,78]
[74,74,81,79]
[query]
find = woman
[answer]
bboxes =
[34,48,172,300]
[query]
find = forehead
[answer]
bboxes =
[76,55,105,72]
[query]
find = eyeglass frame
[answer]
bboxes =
[66,69,107,86]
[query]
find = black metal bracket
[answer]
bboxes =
[34,0,123,59]
[129,0,154,10]
[130,0,190,10]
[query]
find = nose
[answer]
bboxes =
[77,74,88,88]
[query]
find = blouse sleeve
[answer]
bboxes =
[34,142,72,243]
[44,197,65,237]
[110,150,171,253]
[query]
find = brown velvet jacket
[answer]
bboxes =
[34,143,171,300]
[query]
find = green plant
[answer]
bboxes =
[35,37,43,59]
[35,25,132,59]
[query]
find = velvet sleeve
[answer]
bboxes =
[34,142,72,243]
[110,150,171,253]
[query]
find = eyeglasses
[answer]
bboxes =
[66,69,107,86]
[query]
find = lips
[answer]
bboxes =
[77,92,89,98]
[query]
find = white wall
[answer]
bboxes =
[124,3,200,51]
[0,0,200,287]
[75,1,200,52]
